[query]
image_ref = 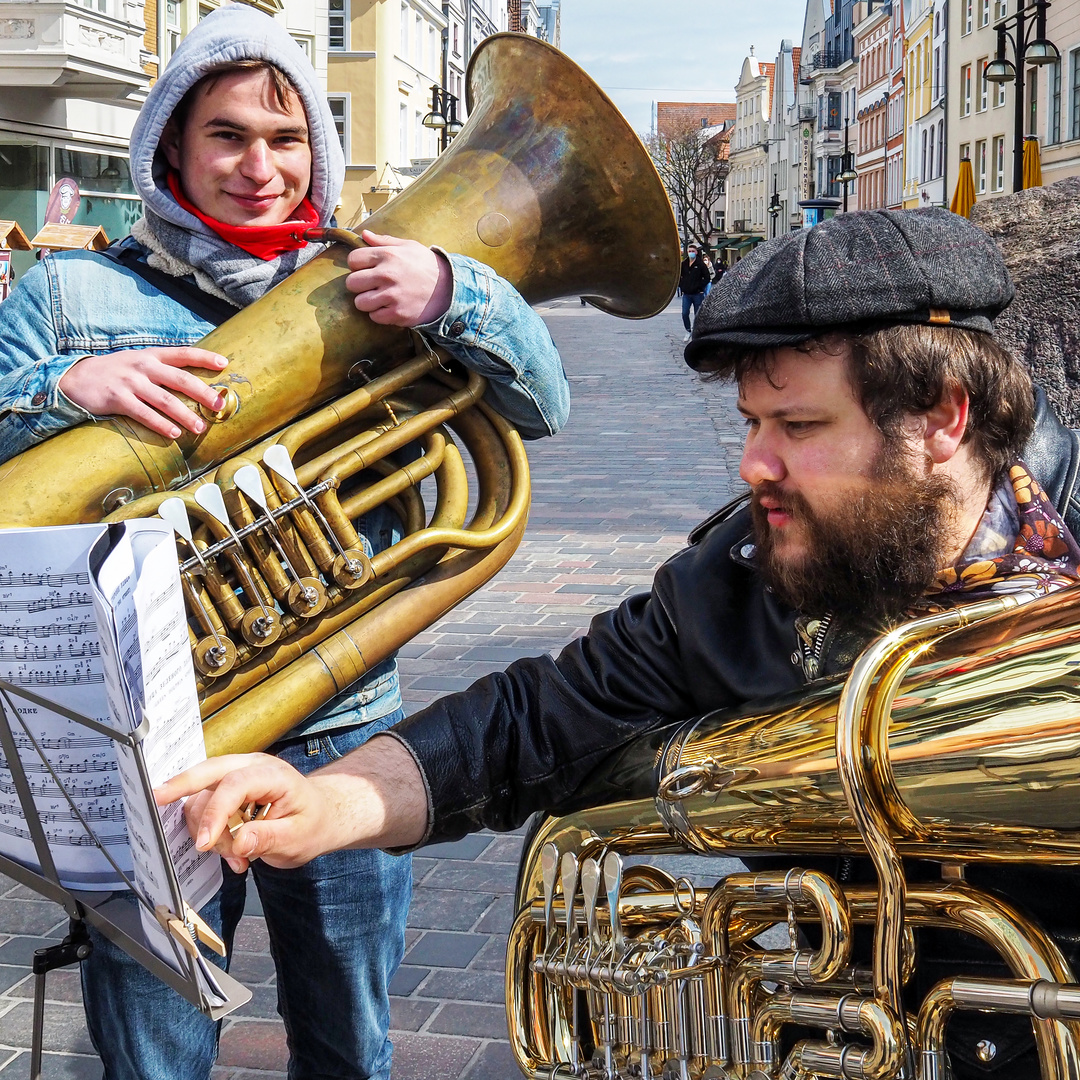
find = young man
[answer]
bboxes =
[164,209,1080,1080]
[0,7,568,1079]
[678,243,710,343]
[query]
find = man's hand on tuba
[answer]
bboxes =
[155,736,429,872]
[345,230,454,328]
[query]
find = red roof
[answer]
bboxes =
[656,101,736,137]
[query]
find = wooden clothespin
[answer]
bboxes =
[155,902,226,958]
[227,800,271,838]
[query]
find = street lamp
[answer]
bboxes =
[422,85,463,152]
[838,121,858,213]
[984,0,1060,192]
[767,181,782,238]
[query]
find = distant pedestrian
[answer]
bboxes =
[712,257,726,287]
[679,242,709,342]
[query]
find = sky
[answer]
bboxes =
[558,0,811,135]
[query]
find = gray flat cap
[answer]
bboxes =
[685,208,1015,369]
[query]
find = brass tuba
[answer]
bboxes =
[509,587,1080,1080]
[0,34,679,756]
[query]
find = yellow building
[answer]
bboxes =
[328,0,446,224]
[901,0,934,207]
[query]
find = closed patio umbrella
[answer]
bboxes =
[1023,136,1043,189]
[950,158,976,217]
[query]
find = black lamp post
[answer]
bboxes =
[984,0,1060,192]
[838,121,858,213]
[767,181,782,238]
[422,85,464,152]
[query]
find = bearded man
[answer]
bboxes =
[164,208,1080,1079]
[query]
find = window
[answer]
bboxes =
[995,0,1007,15]
[165,0,181,62]
[961,64,972,115]
[992,134,1004,189]
[921,128,928,181]
[328,0,346,50]
[453,22,460,55]
[965,0,973,33]
[415,109,423,157]
[827,154,842,197]
[400,3,408,56]
[414,14,422,67]
[1072,49,1080,140]
[1028,65,1039,135]
[827,91,842,129]
[327,95,348,156]
[714,210,725,231]
[978,58,989,110]
[1050,60,1062,143]
[995,77,1006,107]
[975,138,987,192]
[979,0,990,27]
[399,102,408,166]
[937,124,944,176]
[960,141,971,162]
[934,46,941,98]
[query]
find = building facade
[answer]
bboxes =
[854,1,891,210]
[728,52,775,239]
[767,39,801,237]
[327,0,445,224]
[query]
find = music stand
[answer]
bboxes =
[0,678,251,1079]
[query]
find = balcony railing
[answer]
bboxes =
[0,0,150,98]
[810,48,845,71]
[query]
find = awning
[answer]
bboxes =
[729,235,766,252]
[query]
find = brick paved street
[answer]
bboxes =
[0,296,745,1078]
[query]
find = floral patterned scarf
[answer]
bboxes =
[926,462,1080,606]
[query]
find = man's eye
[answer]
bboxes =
[785,421,816,434]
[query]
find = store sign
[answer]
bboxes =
[800,126,813,201]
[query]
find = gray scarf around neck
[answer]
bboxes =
[134,209,327,310]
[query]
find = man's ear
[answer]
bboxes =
[922,382,969,464]
[161,119,182,171]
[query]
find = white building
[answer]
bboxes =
[728,51,775,241]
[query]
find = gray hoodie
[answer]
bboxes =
[129,3,344,230]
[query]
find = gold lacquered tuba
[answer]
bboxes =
[509,587,1080,1080]
[0,34,679,757]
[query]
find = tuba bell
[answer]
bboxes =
[509,586,1080,1080]
[0,34,680,757]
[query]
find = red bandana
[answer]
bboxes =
[167,172,318,261]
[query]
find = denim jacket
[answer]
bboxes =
[0,240,569,736]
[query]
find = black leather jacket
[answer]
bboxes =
[390,388,1080,1079]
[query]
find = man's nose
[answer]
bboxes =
[240,141,275,184]
[739,434,785,487]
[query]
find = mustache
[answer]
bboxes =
[751,481,814,522]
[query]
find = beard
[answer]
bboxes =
[751,449,963,630]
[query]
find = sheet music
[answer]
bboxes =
[0,524,129,887]
[91,521,224,1004]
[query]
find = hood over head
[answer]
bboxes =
[129,4,344,232]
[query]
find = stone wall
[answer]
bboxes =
[971,176,1080,426]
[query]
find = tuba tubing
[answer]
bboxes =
[507,586,1080,1080]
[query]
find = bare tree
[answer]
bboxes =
[645,118,729,253]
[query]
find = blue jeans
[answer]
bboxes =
[81,712,411,1080]
[681,291,705,332]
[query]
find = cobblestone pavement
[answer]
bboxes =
[0,297,745,1078]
